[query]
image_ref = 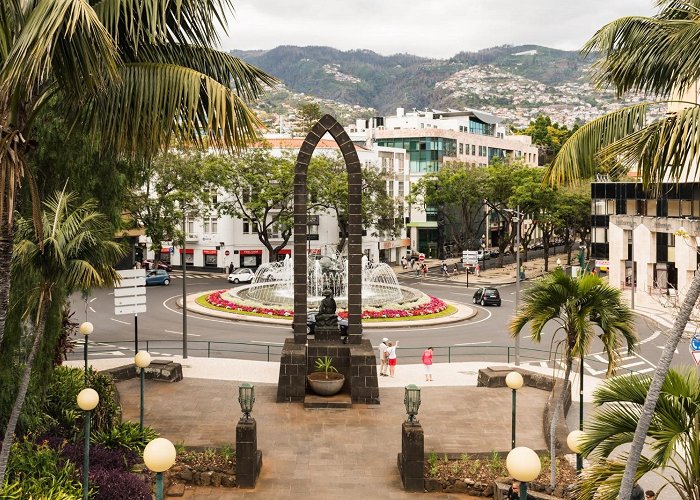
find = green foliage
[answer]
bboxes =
[427,452,439,477]
[487,451,505,475]
[450,461,461,475]
[44,366,120,438]
[92,421,159,455]
[4,440,83,499]
[513,114,578,164]
[295,102,324,135]
[219,444,235,461]
[313,356,338,377]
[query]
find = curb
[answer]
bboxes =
[178,293,477,329]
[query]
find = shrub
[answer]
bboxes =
[44,366,120,437]
[92,421,158,454]
[60,441,140,472]
[89,467,151,500]
[5,440,83,498]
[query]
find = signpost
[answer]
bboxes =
[462,251,479,288]
[690,334,700,366]
[114,269,147,351]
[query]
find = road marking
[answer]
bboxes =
[110,318,130,325]
[454,341,492,346]
[89,307,96,313]
[90,297,97,303]
[164,329,201,337]
[249,340,284,345]
[640,330,661,345]
[657,345,679,354]
[103,351,125,356]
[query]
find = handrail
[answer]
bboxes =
[70,340,651,376]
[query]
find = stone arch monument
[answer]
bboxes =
[276,115,379,405]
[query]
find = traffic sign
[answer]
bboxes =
[169,246,175,254]
[225,250,230,256]
[114,304,147,316]
[462,250,479,265]
[114,269,146,316]
[418,253,425,262]
[691,334,700,366]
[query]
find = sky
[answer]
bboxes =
[219,0,657,59]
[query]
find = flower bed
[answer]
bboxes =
[203,291,449,320]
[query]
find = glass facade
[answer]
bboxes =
[376,137,456,173]
[469,118,494,136]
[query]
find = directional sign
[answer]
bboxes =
[114,269,146,316]
[114,304,147,316]
[691,334,700,366]
[462,250,479,265]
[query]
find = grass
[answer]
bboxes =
[195,294,457,322]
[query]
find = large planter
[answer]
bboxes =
[307,372,345,396]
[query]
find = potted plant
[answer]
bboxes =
[307,356,345,396]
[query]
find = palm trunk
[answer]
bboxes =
[619,272,700,499]
[550,357,572,489]
[0,222,12,347]
[0,298,48,485]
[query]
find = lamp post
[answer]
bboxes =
[404,384,421,423]
[504,206,523,365]
[134,351,152,431]
[481,234,487,271]
[506,446,541,500]
[567,430,585,474]
[77,388,99,500]
[506,372,523,449]
[143,438,177,500]
[238,383,255,421]
[79,322,93,384]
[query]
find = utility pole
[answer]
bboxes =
[182,215,188,359]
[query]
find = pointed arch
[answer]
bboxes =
[292,115,363,344]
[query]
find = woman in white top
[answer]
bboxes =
[386,340,399,377]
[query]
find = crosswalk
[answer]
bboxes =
[521,353,655,377]
[170,273,226,280]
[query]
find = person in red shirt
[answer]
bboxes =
[421,347,433,382]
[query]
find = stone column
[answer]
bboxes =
[236,418,262,488]
[400,421,424,492]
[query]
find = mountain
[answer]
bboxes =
[232,45,655,129]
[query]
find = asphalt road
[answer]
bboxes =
[67,269,689,379]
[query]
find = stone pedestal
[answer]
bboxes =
[349,339,379,404]
[276,340,306,403]
[314,326,341,342]
[236,418,262,488]
[399,421,424,492]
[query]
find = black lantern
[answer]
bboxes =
[404,384,421,422]
[238,383,255,420]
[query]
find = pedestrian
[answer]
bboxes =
[400,256,407,270]
[421,347,433,381]
[386,340,399,377]
[228,262,234,275]
[410,257,416,270]
[645,491,656,500]
[378,338,389,376]
[441,261,448,277]
[422,263,428,278]
[519,264,525,281]
[631,483,645,500]
[415,263,421,277]
[452,263,460,276]
[506,480,520,500]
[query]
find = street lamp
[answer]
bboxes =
[79,321,93,384]
[404,384,421,423]
[567,429,585,473]
[77,388,99,500]
[143,438,177,500]
[481,234,487,271]
[238,383,255,421]
[506,372,523,449]
[556,258,561,268]
[134,351,152,431]
[504,206,524,365]
[506,446,541,500]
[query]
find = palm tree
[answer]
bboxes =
[0,0,276,346]
[0,190,124,483]
[575,367,700,500]
[544,2,700,496]
[509,269,637,488]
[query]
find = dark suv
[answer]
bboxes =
[472,287,501,306]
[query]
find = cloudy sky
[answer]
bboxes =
[219,0,656,58]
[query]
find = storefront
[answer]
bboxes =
[179,248,194,265]
[276,248,292,262]
[202,249,218,268]
[239,249,262,269]
[159,247,172,264]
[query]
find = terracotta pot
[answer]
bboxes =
[307,372,345,396]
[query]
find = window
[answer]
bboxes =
[398,182,405,197]
[186,218,195,234]
[241,189,251,204]
[268,224,282,239]
[459,143,463,154]
[242,219,256,234]
[471,145,475,156]
[202,217,218,233]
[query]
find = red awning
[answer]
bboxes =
[239,249,263,255]
[178,249,194,254]
[278,249,292,255]
[202,250,217,255]
[160,247,170,253]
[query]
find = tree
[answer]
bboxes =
[510,270,636,489]
[513,114,578,165]
[126,151,220,258]
[0,191,124,483]
[544,2,700,496]
[309,155,401,253]
[217,150,296,262]
[0,0,275,347]
[576,367,700,500]
[551,189,591,265]
[295,102,323,136]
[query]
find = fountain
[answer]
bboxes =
[230,253,421,310]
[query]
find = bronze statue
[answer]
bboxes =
[315,289,338,328]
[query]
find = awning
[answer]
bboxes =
[202,250,217,255]
[160,247,170,253]
[278,249,292,255]
[240,249,263,255]
[406,221,438,228]
[178,249,194,254]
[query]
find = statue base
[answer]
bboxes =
[314,326,341,342]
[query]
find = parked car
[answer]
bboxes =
[142,260,172,272]
[306,312,349,337]
[145,269,171,286]
[472,287,501,306]
[228,268,255,284]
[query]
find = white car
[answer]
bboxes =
[227,268,255,284]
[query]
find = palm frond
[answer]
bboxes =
[545,102,651,186]
[81,62,262,157]
[1,0,120,100]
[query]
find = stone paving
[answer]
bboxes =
[117,377,548,499]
